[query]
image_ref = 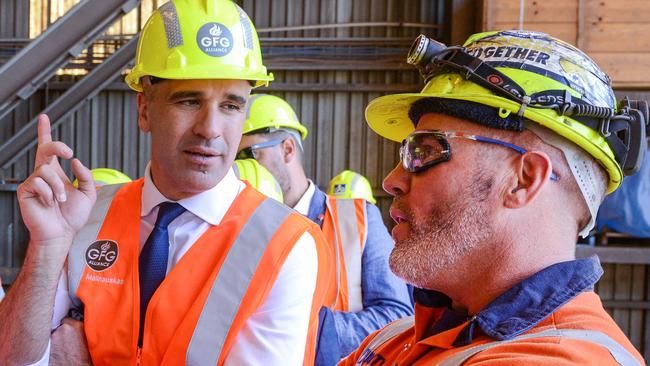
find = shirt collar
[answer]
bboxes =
[292,179,316,215]
[141,162,244,225]
[414,256,604,346]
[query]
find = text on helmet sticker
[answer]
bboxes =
[467,31,615,109]
[197,23,234,57]
[467,46,550,65]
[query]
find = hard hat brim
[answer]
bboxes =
[126,65,274,92]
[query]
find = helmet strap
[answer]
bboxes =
[417,44,649,177]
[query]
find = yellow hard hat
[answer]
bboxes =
[366,30,649,193]
[243,94,308,139]
[328,170,376,204]
[73,168,132,188]
[125,0,273,92]
[234,159,284,202]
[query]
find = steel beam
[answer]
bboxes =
[0,0,139,121]
[0,36,138,169]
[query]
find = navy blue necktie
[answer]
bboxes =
[138,202,186,346]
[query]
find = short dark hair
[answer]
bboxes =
[147,76,256,87]
[408,98,525,132]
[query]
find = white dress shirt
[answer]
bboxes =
[293,180,316,215]
[33,164,318,365]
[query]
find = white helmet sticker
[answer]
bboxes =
[197,23,234,57]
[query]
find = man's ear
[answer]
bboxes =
[281,137,297,164]
[137,92,150,133]
[503,151,554,208]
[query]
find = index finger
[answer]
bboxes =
[38,114,52,145]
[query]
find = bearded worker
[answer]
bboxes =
[342,30,647,365]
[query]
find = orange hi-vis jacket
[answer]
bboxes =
[341,257,644,366]
[66,179,332,366]
[320,196,368,312]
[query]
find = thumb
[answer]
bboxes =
[71,159,95,197]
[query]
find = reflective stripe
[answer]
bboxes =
[324,198,342,309]
[235,4,253,50]
[438,328,641,366]
[356,316,414,365]
[357,319,640,366]
[334,199,365,312]
[350,173,361,192]
[159,1,183,49]
[68,184,124,302]
[186,198,292,366]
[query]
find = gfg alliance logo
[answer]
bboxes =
[85,240,119,271]
[197,23,233,57]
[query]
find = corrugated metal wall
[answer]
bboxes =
[0,0,449,283]
[0,0,30,285]
[0,0,29,38]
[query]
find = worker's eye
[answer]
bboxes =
[221,102,243,113]
[177,99,200,107]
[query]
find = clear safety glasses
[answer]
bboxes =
[236,138,284,160]
[400,130,559,181]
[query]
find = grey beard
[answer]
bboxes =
[389,170,495,289]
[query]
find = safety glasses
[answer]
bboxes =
[400,130,558,181]
[236,138,284,160]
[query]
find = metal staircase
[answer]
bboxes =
[0,0,140,122]
[0,35,138,168]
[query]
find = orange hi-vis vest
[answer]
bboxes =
[321,197,368,312]
[343,292,644,365]
[66,179,332,366]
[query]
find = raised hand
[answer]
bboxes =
[16,114,97,246]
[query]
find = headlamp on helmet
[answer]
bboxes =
[405,33,649,179]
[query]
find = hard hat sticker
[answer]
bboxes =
[197,23,234,57]
[465,31,614,109]
[85,240,119,272]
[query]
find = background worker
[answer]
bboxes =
[342,30,646,365]
[234,158,284,202]
[238,94,413,365]
[328,170,377,204]
[329,170,416,306]
[0,1,332,365]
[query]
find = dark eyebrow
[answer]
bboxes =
[167,91,247,105]
[168,90,202,101]
[225,93,248,105]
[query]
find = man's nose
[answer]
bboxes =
[383,163,410,197]
[193,107,223,139]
